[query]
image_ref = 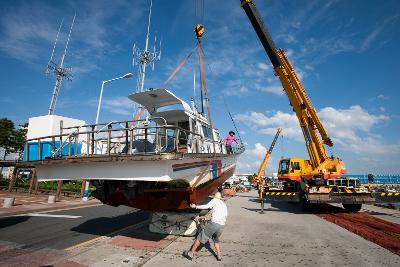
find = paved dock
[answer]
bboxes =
[142,191,400,267]
[1,190,399,266]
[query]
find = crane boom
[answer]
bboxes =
[239,0,400,213]
[254,128,282,184]
[240,0,335,171]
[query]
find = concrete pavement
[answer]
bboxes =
[143,191,399,267]
[0,191,101,217]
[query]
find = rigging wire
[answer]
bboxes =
[222,97,244,144]
[198,39,244,144]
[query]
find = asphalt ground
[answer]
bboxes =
[0,205,148,250]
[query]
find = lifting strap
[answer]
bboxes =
[164,50,194,84]
[128,107,145,128]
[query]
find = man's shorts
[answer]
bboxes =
[196,222,224,244]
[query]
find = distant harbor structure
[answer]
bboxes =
[344,174,400,185]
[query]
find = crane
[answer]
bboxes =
[240,0,376,212]
[253,128,282,185]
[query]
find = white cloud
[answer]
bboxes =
[256,85,284,96]
[87,96,135,117]
[235,111,302,141]
[235,105,396,156]
[360,15,399,52]
[257,62,270,71]
[237,143,267,173]
[101,97,135,116]
[237,142,281,174]
[377,94,390,100]
[318,105,389,141]
[236,105,399,172]
[223,85,249,96]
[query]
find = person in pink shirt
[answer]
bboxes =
[224,131,239,154]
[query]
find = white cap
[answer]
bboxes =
[213,192,222,199]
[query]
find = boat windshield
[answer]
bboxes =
[278,160,290,174]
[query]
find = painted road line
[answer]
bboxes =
[1,203,104,218]
[64,218,150,252]
[26,213,82,218]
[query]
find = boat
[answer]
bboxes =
[22,1,244,211]
[23,87,244,211]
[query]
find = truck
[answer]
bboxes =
[240,0,400,211]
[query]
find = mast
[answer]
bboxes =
[132,0,161,93]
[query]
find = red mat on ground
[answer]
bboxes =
[319,212,400,255]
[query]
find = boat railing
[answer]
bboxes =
[23,119,218,161]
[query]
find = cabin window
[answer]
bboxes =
[178,121,189,131]
[202,125,212,139]
[291,162,300,171]
[278,160,290,174]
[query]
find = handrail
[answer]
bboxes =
[25,124,200,143]
[23,119,245,161]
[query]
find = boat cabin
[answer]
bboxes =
[128,88,224,154]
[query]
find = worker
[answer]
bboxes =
[258,179,266,196]
[184,192,227,261]
[258,179,266,213]
[224,130,239,154]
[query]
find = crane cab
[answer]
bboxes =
[277,158,312,182]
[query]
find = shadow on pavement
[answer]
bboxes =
[70,209,156,239]
[121,225,168,241]
[0,216,30,229]
[247,197,350,214]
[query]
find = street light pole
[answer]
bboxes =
[95,72,133,126]
[83,72,133,202]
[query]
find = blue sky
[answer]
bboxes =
[0,0,399,174]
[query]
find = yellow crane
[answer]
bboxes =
[253,128,282,185]
[240,0,388,212]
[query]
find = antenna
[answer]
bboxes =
[46,18,64,74]
[47,14,75,115]
[132,0,161,93]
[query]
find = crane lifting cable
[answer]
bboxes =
[195,24,217,156]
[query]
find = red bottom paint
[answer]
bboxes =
[106,166,236,211]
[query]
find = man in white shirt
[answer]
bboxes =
[183,192,228,261]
